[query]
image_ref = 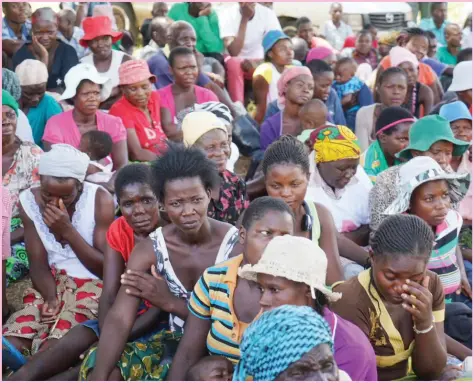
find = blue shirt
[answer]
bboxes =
[12,41,79,91]
[419,18,449,46]
[147,50,211,90]
[263,89,347,126]
[27,94,63,147]
[2,17,31,40]
[422,57,448,77]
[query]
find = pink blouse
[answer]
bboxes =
[157,84,219,122]
[42,110,127,148]
[2,187,12,260]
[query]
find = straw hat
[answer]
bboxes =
[239,235,342,302]
[60,63,112,102]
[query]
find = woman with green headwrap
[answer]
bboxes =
[2,89,43,287]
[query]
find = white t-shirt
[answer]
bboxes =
[218,3,281,60]
[306,154,373,233]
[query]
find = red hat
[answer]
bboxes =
[79,16,123,48]
[119,60,156,86]
[342,36,356,49]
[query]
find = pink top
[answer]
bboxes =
[2,187,12,260]
[42,110,127,148]
[157,84,219,122]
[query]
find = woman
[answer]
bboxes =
[234,305,340,381]
[7,164,163,381]
[15,59,62,147]
[260,66,314,151]
[355,67,409,151]
[262,135,344,283]
[360,106,414,183]
[80,145,240,381]
[42,63,128,193]
[332,214,448,380]
[306,46,337,70]
[462,13,472,49]
[384,156,471,305]
[109,60,178,162]
[253,30,294,124]
[2,90,42,284]
[352,30,378,70]
[165,196,295,380]
[181,111,249,226]
[158,46,218,124]
[374,27,443,104]
[390,46,433,118]
[2,144,115,358]
[369,115,471,234]
[12,7,79,93]
[383,157,472,366]
[238,235,378,381]
[305,126,374,279]
[79,16,132,109]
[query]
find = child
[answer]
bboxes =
[333,57,374,131]
[79,130,114,183]
[297,99,330,149]
[186,356,234,381]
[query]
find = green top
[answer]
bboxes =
[168,3,224,54]
[360,140,401,184]
[436,46,458,66]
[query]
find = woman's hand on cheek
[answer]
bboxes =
[42,199,72,237]
[401,276,434,330]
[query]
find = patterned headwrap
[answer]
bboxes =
[233,305,334,382]
[313,125,361,164]
[379,31,400,46]
[2,69,21,102]
[176,102,233,131]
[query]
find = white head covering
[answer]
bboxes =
[449,60,473,92]
[390,46,419,68]
[39,144,90,182]
[60,63,112,102]
[239,235,342,302]
[15,59,49,86]
[182,111,227,147]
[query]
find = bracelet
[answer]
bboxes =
[413,315,435,334]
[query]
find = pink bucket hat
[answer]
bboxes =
[118,60,157,86]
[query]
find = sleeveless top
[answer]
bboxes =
[81,50,125,89]
[149,225,239,333]
[305,199,321,243]
[19,182,101,280]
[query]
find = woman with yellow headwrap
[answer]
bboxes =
[306,125,374,280]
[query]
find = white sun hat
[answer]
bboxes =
[60,63,112,102]
[238,235,342,302]
[448,60,472,92]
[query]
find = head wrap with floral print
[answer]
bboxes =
[313,125,361,164]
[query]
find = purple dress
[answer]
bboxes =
[260,111,282,151]
[324,308,378,381]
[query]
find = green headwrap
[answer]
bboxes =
[2,89,19,116]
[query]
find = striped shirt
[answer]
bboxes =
[188,254,249,364]
[430,209,463,299]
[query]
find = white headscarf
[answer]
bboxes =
[39,144,90,182]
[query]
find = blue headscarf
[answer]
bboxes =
[233,305,334,381]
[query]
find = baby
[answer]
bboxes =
[332,57,365,130]
[186,356,234,381]
[297,99,331,150]
[79,130,114,183]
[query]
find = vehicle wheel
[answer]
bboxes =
[111,2,140,44]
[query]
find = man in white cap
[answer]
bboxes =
[432,60,472,114]
[2,144,115,359]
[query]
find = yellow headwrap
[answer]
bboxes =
[314,125,361,164]
[379,31,400,46]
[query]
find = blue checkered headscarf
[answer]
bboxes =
[233,305,334,381]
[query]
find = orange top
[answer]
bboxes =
[380,56,436,86]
